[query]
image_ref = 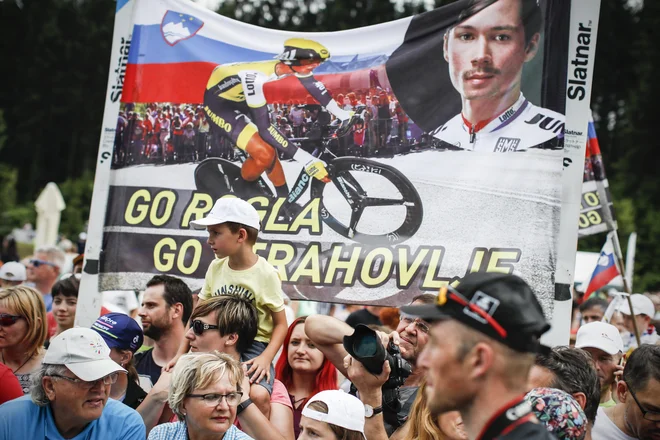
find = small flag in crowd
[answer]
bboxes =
[580,232,621,304]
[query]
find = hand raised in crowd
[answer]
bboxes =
[162,353,182,372]
[376,329,406,357]
[151,370,172,403]
[344,354,391,395]
[613,362,624,383]
[244,353,271,384]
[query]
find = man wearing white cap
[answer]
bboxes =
[618,294,659,351]
[0,261,26,288]
[0,328,146,439]
[576,321,625,408]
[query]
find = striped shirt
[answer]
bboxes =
[148,422,253,440]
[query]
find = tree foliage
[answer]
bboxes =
[0,0,658,289]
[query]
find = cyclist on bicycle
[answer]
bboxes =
[203,38,354,201]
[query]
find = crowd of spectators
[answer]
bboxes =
[1,200,659,440]
[113,88,435,169]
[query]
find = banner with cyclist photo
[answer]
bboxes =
[97,0,601,316]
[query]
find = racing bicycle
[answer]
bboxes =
[194,127,424,246]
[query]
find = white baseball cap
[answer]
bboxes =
[189,197,261,231]
[44,328,126,381]
[0,262,26,282]
[576,321,624,355]
[618,294,655,317]
[302,390,366,437]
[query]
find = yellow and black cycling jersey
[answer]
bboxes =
[205,60,279,103]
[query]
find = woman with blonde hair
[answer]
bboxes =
[392,381,467,440]
[148,351,253,440]
[0,286,47,393]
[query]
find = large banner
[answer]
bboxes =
[578,116,616,237]
[87,0,602,321]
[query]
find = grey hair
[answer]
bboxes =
[35,246,66,269]
[30,363,70,406]
[168,351,244,420]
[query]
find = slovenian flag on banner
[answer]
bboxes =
[581,232,621,304]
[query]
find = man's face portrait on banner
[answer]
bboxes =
[444,0,540,106]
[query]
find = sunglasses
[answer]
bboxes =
[191,319,219,336]
[0,313,24,327]
[29,259,58,269]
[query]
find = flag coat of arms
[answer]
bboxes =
[161,10,204,46]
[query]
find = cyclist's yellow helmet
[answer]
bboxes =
[275,38,331,65]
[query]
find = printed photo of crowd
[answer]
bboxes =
[112,88,435,169]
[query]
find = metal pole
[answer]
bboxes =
[610,231,642,347]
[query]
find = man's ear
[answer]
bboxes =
[171,302,184,321]
[467,342,494,381]
[43,376,56,401]
[572,392,587,410]
[616,380,629,403]
[524,33,540,62]
[443,32,450,63]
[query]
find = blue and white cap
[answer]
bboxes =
[91,313,144,353]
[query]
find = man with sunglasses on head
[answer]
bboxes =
[305,294,435,435]
[26,246,65,312]
[592,344,660,440]
[0,328,145,439]
[402,273,554,439]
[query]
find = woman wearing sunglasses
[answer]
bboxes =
[0,285,48,393]
[148,351,253,440]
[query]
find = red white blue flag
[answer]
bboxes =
[581,232,621,303]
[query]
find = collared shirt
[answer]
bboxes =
[0,395,145,440]
[431,93,564,153]
[148,422,253,440]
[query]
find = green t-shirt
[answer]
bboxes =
[600,398,616,408]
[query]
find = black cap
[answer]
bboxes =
[401,272,550,353]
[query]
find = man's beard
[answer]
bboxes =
[144,323,166,341]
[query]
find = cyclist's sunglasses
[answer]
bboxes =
[437,285,507,339]
[292,59,321,67]
[191,319,219,336]
[29,259,58,268]
[0,313,24,327]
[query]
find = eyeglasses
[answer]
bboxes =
[191,319,219,336]
[29,259,58,269]
[437,285,508,338]
[625,381,660,422]
[187,392,243,407]
[0,313,23,327]
[49,373,119,388]
[399,314,430,334]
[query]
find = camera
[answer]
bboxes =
[343,324,412,389]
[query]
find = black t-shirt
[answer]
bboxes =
[134,349,162,388]
[345,309,382,328]
[383,386,418,436]
[477,398,556,440]
[123,378,147,410]
[496,422,556,440]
